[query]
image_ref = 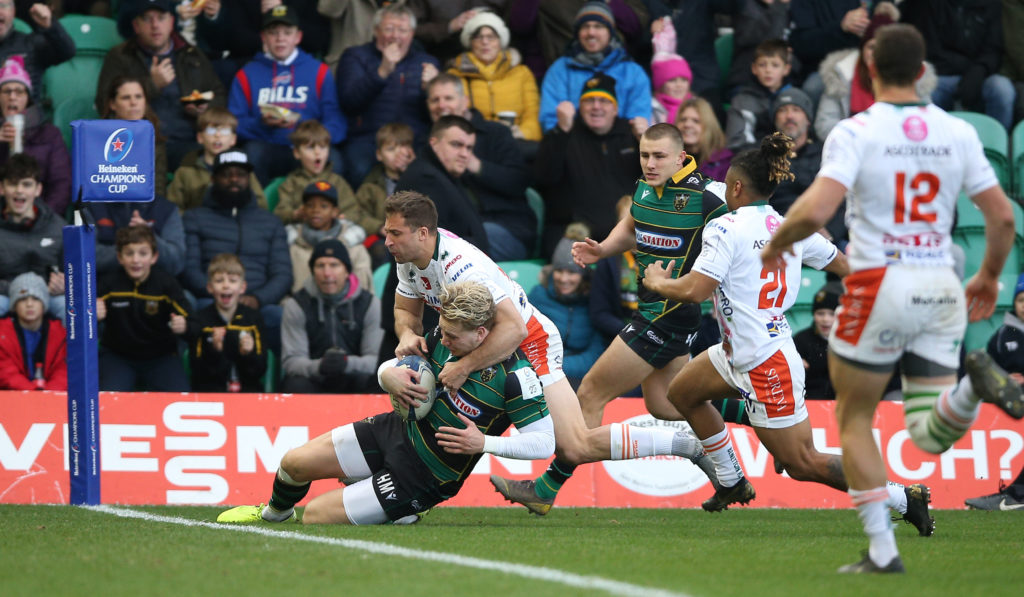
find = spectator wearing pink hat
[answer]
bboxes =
[649,17,692,125]
[0,55,71,216]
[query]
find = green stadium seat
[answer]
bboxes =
[263,176,286,213]
[498,259,545,295]
[955,193,986,231]
[714,34,733,92]
[13,18,31,34]
[58,15,123,57]
[372,262,391,295]
[951,111,1011,190]
[53,97,99,150]
[42,55,105,114]
[785,304,813,334]
[795,267,828,306]
[525,187,545,258]
[954,229,1022,279]
[1012,120,1024,198]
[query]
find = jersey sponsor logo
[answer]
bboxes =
[883,144,951,157]
[883,232,943,248]
[420,276,432,290]
[752,239,769,249]
[376,472,398,500]
[765,214,780,235]
[636,230,683,249]
[450,263,472,282]
[443,254,463,273]
[673,192,690,211]
[907,292,958,307]
[514,368,542,400]
[646,330,664,345]
[686,176,701,185]
[902,115,928,142]
[765,315,789,338]
[446,390,482,418]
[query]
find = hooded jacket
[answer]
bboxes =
[181,187,292,305]
[0,315,67,390]
[539,42,652,131]
[281,273,382,379]
[448,49,542,141]
[0,21,75,103]
[229,49,347,146]
[528,271,604,384]
[0,201,63,296]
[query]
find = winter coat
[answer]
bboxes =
[97,266,189,360]
[528,276,605,384]
[0,106,71,215]
[0,21,75,103]
[287,221,374,294]
[0,316,66,390]
[274,166,363,228]
[281,274,382,379]
[89,196,187,277]
[167,149,267,212]
[725,81,791,152]
[901,0,1003,78]
[0,202,63,295]
[335,41,439,144]
[96,35,226,144]
[317,0,382,69]
[448,49,542,141]
[181,189,293,306]
[353,162,393,236]
[987,311,1024,376]
[229,49,347,147]
[789,0,867,76]
[816,48,938,141]
[184,303,267,392]
[539,43,652,132]
[793,325,834,400]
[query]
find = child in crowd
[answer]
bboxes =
[178,254,267,392]
[649,17,693,125]
[0,153,64,320]
[166,107,266,212]
[354,122,415,266]
[287,181,373,294]
[0,272,66,390]
[274,120,359,225]
[725,39,792,151]
[96,225,190,391]
[793,282,842,400]
[985,272,1024,386]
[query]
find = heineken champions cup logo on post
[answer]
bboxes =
[72,119,155,202]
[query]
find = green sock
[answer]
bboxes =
[712,398,751,426]
[268,471,311,513]
[534,459,576,500]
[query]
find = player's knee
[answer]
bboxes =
[577,378,613,407]
[278,449,309,483]
[553,436,590,466]
[301,501,328,524]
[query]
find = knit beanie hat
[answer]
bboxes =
[811,282,842,313]
[460,11,510,50]
[9,272,49,308]
[772,87,814,120]
[551,237,583,274]
[1015,272,1024,301]
[0,56,32,93]
[652,55,692,93]
[580,72,618,106]
[575,1,615,33]
[309,239,352,273]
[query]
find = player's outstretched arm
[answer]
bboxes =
[437,297,527,392]
[642,260,718,303]
[824,251,850,278]
[763,177,847,269]
[965,184,1016,321]
[437,413,555,458]
[574,212,638,267]
[394,294,428,357]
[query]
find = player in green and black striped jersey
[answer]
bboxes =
[217,281,554,526]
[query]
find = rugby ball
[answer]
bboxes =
[389,355,437,421]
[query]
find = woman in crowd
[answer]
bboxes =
[674,96,732,182]
[100,74,168,195]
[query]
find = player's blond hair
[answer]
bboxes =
[439,282,496,330]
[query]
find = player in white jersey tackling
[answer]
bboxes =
[382,191,714,505]
[762,24,1024,574]
[643,133,934,536]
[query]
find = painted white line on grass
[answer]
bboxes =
[87,505,693,597]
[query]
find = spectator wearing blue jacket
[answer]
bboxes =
[528,231,606,390]
[539,1,651,134]
[335,4,440,187]
[181,149,292,352]
[228,5,347,185]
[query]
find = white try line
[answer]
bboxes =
[87,505,693,597]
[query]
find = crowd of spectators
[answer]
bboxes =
[2,0,1024,394]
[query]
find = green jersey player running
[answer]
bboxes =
[493,123,748,513]
[217,281,555,525]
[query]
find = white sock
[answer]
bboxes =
[850,486,899,566]
[261,504,294,522]
[886,482,907,514]
[670,429,705,460]
[700,428,742,487]
[608,423,673,459]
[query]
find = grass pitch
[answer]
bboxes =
[1,505,1021,597]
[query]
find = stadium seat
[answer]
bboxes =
[525,187,544,258]
[795,267,828,306]
[498,260,545,295]
[954,229,1022,279]
[58,15,123,57]
[1012,120,1024,199]
[714,34,733,93]
[13,18,30,34]
[785,304,813,334]
[53,97,99,150]
[955,193,986,231]
[951,111,1011,190]
[372,262,391,295]
[263,177,286,212]
[42,55,105,114]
